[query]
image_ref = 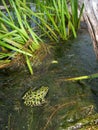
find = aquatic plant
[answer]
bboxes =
[0,0,42,74]
[59,73,98,81]
[0,0,84,74]
[32,0,84,41]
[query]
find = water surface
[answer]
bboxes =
[0,29,98,130]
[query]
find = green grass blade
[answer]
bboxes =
[53,0,61,22]
[70,0,78,27]
[26,55,33,75]
[0,41,33,57]
[0,52,12,59]
[0,30,17,39]
[64,73,98,81]
[0,17,29,41]
[61,0,67,39]
[0,23,8,32]
[78,3,84,28]
[2,0,14,24]
[10,0,27,35]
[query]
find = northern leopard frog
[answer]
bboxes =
[22,86,49,107]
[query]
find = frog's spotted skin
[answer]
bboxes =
[22,86,49,107]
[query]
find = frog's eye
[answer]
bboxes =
[45,88,48,91]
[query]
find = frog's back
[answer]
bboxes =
[22,86,49,107]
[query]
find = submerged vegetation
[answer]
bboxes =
[0,0,84,74]
[59,73,98,81]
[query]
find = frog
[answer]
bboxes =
[22,86,49,107]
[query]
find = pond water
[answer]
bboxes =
[0,29,98,130]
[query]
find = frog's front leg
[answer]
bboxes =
[35,100,41,106]
[41,98,47,104]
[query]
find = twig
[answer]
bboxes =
[43,101,76,130]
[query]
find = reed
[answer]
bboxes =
[0,0,84,74]
[64,73,98,81]
[0,0,42,74]
[32,0,84,41]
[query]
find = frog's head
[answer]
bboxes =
[39,86,49,96]
[40,86,49,92]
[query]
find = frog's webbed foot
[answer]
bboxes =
[42,98,48,104]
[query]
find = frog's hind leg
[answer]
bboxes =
[41,98,47,104]
[34,99,41,106]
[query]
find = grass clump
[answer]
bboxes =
[0,0,84,74]
[0,0,43,74]
[32,0,84,41]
